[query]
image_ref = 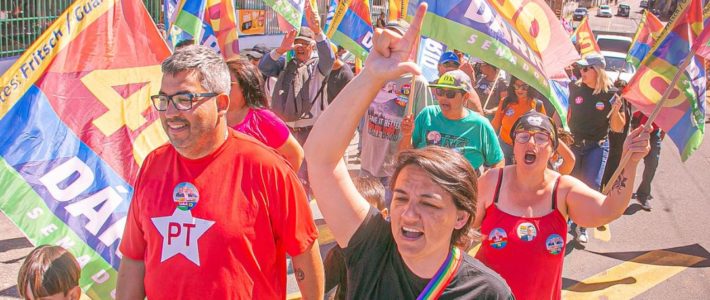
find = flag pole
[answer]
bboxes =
[601,50,695,194]
[482,69,502,110]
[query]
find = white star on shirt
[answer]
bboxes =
[151,208,215,266]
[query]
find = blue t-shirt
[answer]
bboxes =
[412,106,503,169]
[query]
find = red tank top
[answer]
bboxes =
[475,169,567,300]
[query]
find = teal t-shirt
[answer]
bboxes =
[412,106,503,169]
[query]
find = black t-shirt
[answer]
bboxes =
[327,64,355,104]
[343,207,513,300]
[568,83,618,141]
[475,76,508,110]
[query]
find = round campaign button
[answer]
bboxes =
[517,222,537,242]
[488,227,508,249]
[173,182,199,211]
[575,96,584,104]
[595,101,605,111]
[545,234,565,255]
[505,108,515,116]
[426,130,442,145]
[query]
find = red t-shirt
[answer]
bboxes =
[120,130,317,299]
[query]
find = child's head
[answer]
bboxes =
[18,245,81,300]
[353,176,387,214]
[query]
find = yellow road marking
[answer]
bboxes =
[594,224,611,242]
[562,250,704,299]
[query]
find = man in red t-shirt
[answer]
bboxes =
[116,45,323,300]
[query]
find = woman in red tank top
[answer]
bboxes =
[473,111,651,299]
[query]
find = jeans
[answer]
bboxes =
[635,130,662,200]
[290,126,312,197]
[499,138,514,165]
[571,138,609,191]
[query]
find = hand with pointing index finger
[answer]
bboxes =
[363,3,428,84]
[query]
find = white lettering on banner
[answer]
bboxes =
[40,157,94,202]
[362,31,373,49]
[91,269,110,284]
[76,255,91,268]
[151,208,215,266]
[55,236,76,249]
[65,187,123,235]
[38,157,129,247]
[421,38,444,69]
[26,207,43,219]
[41,224,58,236]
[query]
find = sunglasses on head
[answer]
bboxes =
[435,88,462,99]
[514,130,551,145]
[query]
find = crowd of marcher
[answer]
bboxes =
[17,3,660,300]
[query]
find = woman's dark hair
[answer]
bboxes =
[501,76,535,110]
[390,146,478,248]
[18,245,80,299]
[226,57,269,108]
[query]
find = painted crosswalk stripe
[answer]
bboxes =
[562,250,705,299]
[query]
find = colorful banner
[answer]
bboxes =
[264,0,307,31]
[573,16,601,57]
[389,0,409,21]
[692,18,710,59]
[168,0,240,59]
[324,0,337,32]
[626,10,664,68]
[327,0,373,59]
[407,0,579,127]
[0,0,170,298]
[622,0,708,161]
[238,9,266,35]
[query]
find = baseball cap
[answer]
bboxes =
[509,111,558,148]
[241,43,271,59]
[576,53,606,68]
[438,51,460,65]
[295,27,315,43]
[429,70,472,93]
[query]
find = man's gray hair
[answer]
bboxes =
[161,45,230,95]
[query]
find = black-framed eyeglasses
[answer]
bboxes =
[434,88,461,99]
[514,130,551,145]
[150,92,218,111]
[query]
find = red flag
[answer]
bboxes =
[574,16,601,57]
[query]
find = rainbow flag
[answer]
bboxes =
[622,0,708,161]
[389,0,409,21]
[264,0,306,31]
[326,0,373,59]
[168,0,239,59]
[626,10,664,68]
[324,0,337,33]
[692,18,710,59]
[573,16,601,57]
[407,0,579,127]
[0,0,170,298]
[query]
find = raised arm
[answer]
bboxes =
[304,3,428,248]
[564,126,650,227]
[258,30,295,77]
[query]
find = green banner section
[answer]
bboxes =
[332,30,368,59]
[0,158,118,299]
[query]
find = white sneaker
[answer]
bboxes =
[576,227,589,243]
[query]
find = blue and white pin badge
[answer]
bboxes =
[173,182,200,211]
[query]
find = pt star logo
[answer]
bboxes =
[151,208,215,266]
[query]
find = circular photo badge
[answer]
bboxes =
[505,108,515,116]
[173,182,199,211]
[517,222,537,242]
[595,101,606,111]
[546,234,565,255]
[575,96,584,105]
[426,131,442,145]
[488,228,508,249]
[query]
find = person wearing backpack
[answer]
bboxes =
[491,76,547,165]
[259,2,335,195]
